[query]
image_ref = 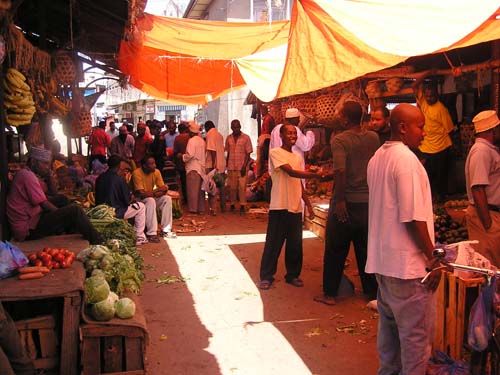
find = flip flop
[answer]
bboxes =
[258,280,272,290]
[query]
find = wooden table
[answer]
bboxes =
[0,235,88,375]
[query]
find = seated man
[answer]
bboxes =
[95,155,150,246]
[132,155,173,242]
[6,146,102,244]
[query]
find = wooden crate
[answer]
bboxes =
[433,272,484,360]
[80,324,146,375]
[304,203,329,240]
[15,315,59,371]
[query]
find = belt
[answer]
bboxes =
[470,204,500,212]
[488,204,500,213]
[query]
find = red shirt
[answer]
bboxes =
[89,128,110,156]
[262,113,275,135]
[133,135,152,164]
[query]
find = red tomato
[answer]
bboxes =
[41,253,52,262]
[55,253,65,262]
[53,262,61,269]
[49,249,59,257]
[36,250,45,258]
[61,260,69,268]
[28,254,37,262]
[46,262,54,270]
[34,259,43,267]
[42,247,51,252]
[65,256,74,265]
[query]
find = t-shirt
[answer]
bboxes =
[331,129,380,203]
[465,138,500,206]
[183,135,206,176]
[89,128,111,156]
[95,169,131,218]
[205,128,226,171]
[133,135,152,164]
[269,147,303,213]
[164,132,179,149]
[416,88,454,154]
[132,168,165,193]
[6,168,47,240]
[366,141,434,279]
[269,124,315,172]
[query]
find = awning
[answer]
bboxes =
[118,0,500,105]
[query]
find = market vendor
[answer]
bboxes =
[132,155,173,241]
[369,106,391,144]
[465,110,500,266]
[6,146,103,244]
[0,302,35,375]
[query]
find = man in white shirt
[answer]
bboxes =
[183,121,206,214]
[465,110,500,266]
[204,120,226,215]
[106,121,119,140]
[366,104,442,375]
[269,108,315,170]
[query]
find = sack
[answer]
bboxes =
[467,276,499,351]
[0,241,29,279]
[426,350,470,375]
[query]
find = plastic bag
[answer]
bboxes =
[426,350,470,375]
[467,276,499,351]
[0,241,29,279]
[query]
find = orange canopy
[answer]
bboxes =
[118,0,500,105]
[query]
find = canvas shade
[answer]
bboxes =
[118,0,500,105]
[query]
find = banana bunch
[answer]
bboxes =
[3,68,36,126]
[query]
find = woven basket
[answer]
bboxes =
[64,111,92,138]
[316,94,341,125]
[296,97,316,118]
[365,80,384,98]
[53,51,76,85]
[268,103,283,125]
[386,77,404,93]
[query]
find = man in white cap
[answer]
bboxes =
[183,121,206,214]
[465,110,500,266]
[6,146,103,244]
[269,108,315,170]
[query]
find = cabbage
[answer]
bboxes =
[99,254,115,270]
[88,245,109,260]
[108,291,119,305]
[85,276,110,303]
[85,259,98,273]
[91,269,106,279]
[115,298,136,319]
[91,296,115,321]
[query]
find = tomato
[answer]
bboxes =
[46,262,54,270]
[48,249,59,257]
[28,254,37,262]
[54,253,65,262]
[53,262,61,269]
[36,250,45,258]
[42,247,51,252]
[60,260,70,268]
[34,259,43,267]
[40,253,52,262]
[65,256,74,265]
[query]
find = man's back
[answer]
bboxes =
[95,170,130,218]
[332,129,379,203]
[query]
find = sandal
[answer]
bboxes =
[146,235,161,243]
[258,280,272,290]
[286,278,304,287]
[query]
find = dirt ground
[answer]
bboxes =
[137,206,379,375]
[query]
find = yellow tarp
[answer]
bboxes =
[118,0,500,105]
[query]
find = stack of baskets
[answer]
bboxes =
[316,93,341,126]
[53,50,76,85]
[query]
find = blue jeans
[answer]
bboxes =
[376,274,436,375]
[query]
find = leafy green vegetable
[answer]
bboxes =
[115,297,136,319]
[85,276,110,303]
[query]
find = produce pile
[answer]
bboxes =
[434,212,468,244]
[18,247,76,280]
[85,275,136,321]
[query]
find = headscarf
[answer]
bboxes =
[30,146,52,162]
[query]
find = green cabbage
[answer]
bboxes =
[115,298,136,319]
[88,245,109,260]
[91,295,116,321]
[108,291,119,305]
[91,269,106,279]
[85,276,110,303]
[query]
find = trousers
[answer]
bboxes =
[227,170,247,206]
[186,171,205,213]
[142,195,172,235]
[123,202,147,241]
[323,201,377,298]
[29,204,102,244]
[376,274,436,375]
[260,210,303,282]
[466,205,500,267]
